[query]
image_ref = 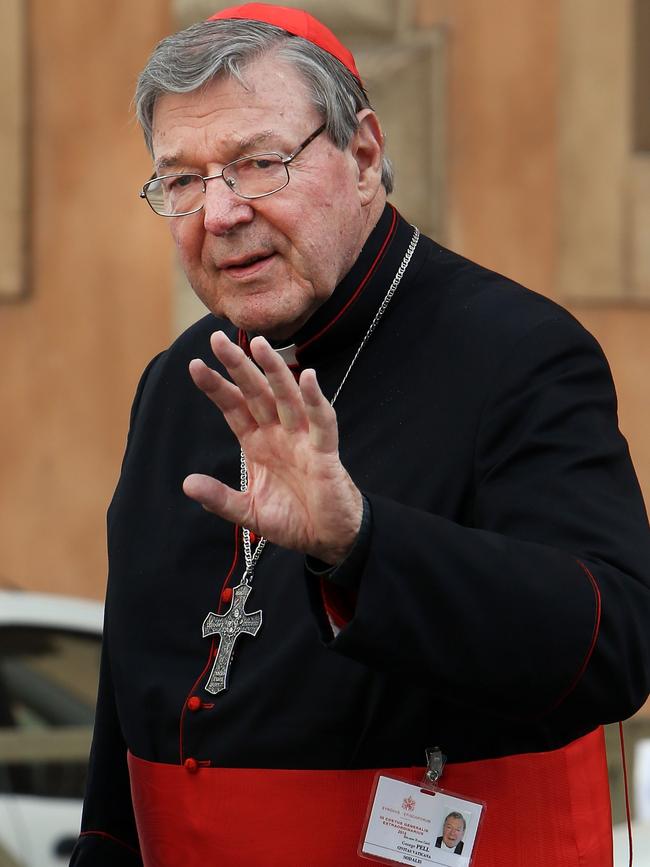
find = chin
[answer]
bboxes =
[193,277,322,338]
[210,306,300,340]
[226,298,320,339]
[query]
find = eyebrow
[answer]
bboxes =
[237,130,275,152]
[153,130,277,175]
[154,153,184,174]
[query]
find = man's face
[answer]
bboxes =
[442,817,464,847]
[151,53,382,339]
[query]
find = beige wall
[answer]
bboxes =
[0,0,172,598]
[418,0,559,300]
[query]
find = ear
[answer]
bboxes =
[350,109,385,205]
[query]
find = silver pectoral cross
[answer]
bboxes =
[202,580,263,695]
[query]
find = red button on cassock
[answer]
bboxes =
[221,587,233,604]
[184,758,199,773]
[187,696,202,712]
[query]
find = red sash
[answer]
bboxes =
[128,727,612,866]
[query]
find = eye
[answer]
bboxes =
[167,174,197,190]
[235,155,283,174]
[225,155,287,197]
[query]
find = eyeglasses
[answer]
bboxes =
[140,124,326,217]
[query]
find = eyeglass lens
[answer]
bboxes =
[145,154,290,215]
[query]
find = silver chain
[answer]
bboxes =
[240,457,267,582]
[329,227,420,406]
[240,226,420,581]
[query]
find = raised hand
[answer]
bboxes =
[182,331,363,565]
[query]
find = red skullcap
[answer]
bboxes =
[207,3,362,82]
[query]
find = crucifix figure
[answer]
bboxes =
[202,581,263,695]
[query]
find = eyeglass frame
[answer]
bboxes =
[139,123,327,217]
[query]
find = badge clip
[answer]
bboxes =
[422,746,446,791]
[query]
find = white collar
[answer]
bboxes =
[272,343,298,365]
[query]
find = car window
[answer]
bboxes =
[0,627,101,799]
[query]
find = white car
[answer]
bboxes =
[0,591,103,867]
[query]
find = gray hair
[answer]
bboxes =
[135,19,394,193]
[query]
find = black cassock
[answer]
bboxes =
[72,205,650,864]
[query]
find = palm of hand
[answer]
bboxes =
[183,331,362,565]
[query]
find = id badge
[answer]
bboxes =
[359,750,485,866]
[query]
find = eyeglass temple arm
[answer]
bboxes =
[283,123,326,165]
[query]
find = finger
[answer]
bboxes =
[249,336,307,432]
[183,473,257,531]
[210,331,278,427]
[188,358,257,440]
[299,368,339,453]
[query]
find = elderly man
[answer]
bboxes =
[71,4,650,866]
[436,812,466,855]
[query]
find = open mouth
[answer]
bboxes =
[224,252,275,273]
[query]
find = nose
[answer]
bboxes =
[202,176,255,236]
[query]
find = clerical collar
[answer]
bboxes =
[271,343,298,365]
[240,203,412,366]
